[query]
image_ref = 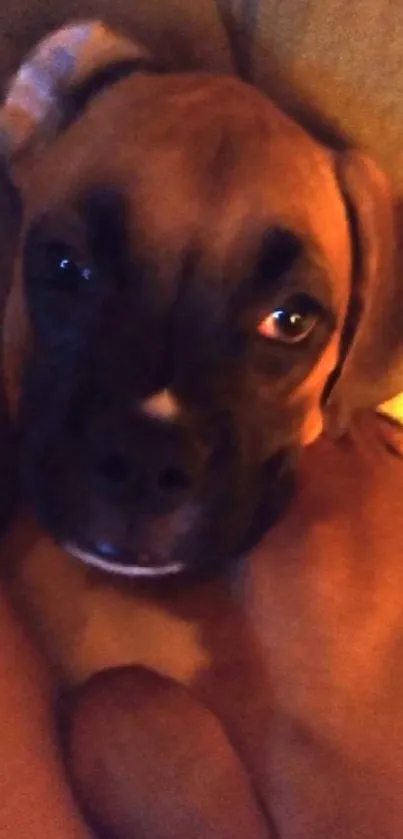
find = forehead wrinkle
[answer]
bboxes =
[78,180,179,313]
[78,182,132,275]
[78,182,211,391]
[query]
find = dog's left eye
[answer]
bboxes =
[257,295,321,344]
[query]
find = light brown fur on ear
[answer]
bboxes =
[0,20,152,173]
[324,151,403,436]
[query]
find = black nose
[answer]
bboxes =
[68,400,197,511]
[96,447,193,510]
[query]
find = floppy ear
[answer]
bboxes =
[324,151,403,436]
[0,20,154,173]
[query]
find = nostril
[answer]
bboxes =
[99,453,131,486]
[157,465,191,494]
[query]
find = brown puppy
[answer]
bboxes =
[2,22,399,579]
[1,20,403,839]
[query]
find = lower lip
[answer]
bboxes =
[63,542,185,578]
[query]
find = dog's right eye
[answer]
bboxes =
[40,243,92,291]
[24,240,95,341]
[25,240,93,295]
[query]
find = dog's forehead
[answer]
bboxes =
[21,73,351,299]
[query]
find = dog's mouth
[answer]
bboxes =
[22,418,297,578]
[64,540,186,578]
[58,459,295,579]
[52,497,204,579]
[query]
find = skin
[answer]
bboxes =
[67,666,273,839]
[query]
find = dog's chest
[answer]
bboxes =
[6,522,216,687]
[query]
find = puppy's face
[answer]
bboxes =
[12,73,352,577]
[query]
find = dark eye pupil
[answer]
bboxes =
[48,249,91,291]
[274,308,306,337]
[59,257,80,282]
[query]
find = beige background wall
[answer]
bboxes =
[218,0,403,181]
[251,0,403,181]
